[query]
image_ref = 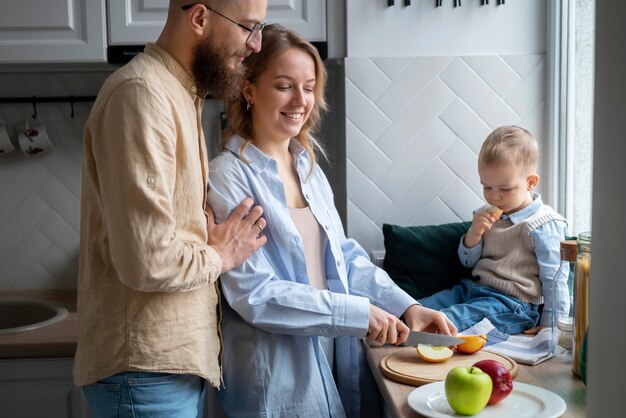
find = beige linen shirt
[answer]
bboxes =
[74,43,223,387]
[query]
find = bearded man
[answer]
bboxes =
[74,1,268,416]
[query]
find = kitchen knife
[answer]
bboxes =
[402,331,464,347]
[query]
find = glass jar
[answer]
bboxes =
[551,240,577,356]
[572,232,591,377]
[556,317,573,363]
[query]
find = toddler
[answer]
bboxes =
[420,126,569,334]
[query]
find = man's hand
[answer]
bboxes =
[402,304,458,336]
[206,198,267,273]
[368,304,410,345]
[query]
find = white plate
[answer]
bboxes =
[407,381,567,418]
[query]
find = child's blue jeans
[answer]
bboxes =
[419,278,540,334]
[82,372,206,418]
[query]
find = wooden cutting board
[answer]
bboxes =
[380,348,518,386]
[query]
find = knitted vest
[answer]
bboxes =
[472,205,566,304]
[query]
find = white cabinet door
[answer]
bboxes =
[107,0,169,46]
[267,0,326,42]
[0,0,106,63]
[107,0,326,45]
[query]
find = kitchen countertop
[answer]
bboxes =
[364,342,587,418]
[0,289,77,359]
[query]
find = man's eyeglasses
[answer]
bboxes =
[181,3,266,45]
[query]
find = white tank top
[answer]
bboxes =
[288,206,327,290]
[289,206,334,367]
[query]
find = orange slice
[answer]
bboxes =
[455,334,488,354]
[416,344,454,363]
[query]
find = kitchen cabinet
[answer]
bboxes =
[0,358,91,418]
[0,0,107,63]
[0,0,325,64]
[108,0,326,45]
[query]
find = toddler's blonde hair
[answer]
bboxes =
[478,125,538,172]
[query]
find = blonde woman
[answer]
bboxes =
[208,25,456,418]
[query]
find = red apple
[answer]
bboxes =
[472,359,513,405]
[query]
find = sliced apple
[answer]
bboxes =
[416,344,454,363]
[455,334,488,354]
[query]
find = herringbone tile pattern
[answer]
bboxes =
[346,55,546,253]
[0,104,86,288]
[0,100,223,289]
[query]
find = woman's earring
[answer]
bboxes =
[246,101,251,111]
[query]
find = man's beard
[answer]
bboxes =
[191,39,246,99]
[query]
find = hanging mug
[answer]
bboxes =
[18,116,55,157]
[0,118,16,155]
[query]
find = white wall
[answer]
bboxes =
[587,2,626,416]
[344,0,549,253]
[346,0,545,57]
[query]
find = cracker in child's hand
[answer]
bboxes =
[479,204,503,219]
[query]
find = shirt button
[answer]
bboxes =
[305,193,311,199]
[325,225,330,231]
[336,260,342,267]
[191,85,197,94]
[147,176,156,185]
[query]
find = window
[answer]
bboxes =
[548,0,595,235]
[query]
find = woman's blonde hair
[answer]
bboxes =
[478,125,539,172]
[221,24,328,173]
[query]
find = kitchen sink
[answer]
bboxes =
[0,299,68,336]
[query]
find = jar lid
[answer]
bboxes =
[559,240,578,261]
[557,316,574,332]
[577,232,592,253]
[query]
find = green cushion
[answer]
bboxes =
[382,221,473,299]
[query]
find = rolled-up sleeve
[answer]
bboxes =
[87,80,221,292]
[458,234,482,268]
[533,220,569,326]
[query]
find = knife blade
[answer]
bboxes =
[402,331,464,347]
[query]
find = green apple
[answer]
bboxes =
[445,366,493,415]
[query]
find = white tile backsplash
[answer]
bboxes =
[372,57,414,81]
[440,58,522,128]
[346,160,391,221]
[502,54,544,78]
[376,79,455,160]
[462,56,522,98]
[344,58,390,101]
[345,79,391,140]
[346,120,392,180]
[375,57,453,120]
[439,98,491,155]
[376,119,456,200]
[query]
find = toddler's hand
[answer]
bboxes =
[464,209,499,248]
[523,325,546,335]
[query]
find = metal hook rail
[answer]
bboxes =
[0,95,96,105]
[0,95,96,118]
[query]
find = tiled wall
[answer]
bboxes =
[0,71,222,289]
[345,54,547,253]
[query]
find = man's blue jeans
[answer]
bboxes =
[82,372,206,418]
[419,278,540,334]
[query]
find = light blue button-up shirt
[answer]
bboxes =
[207,135,417,418]
[458,193,570,326]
